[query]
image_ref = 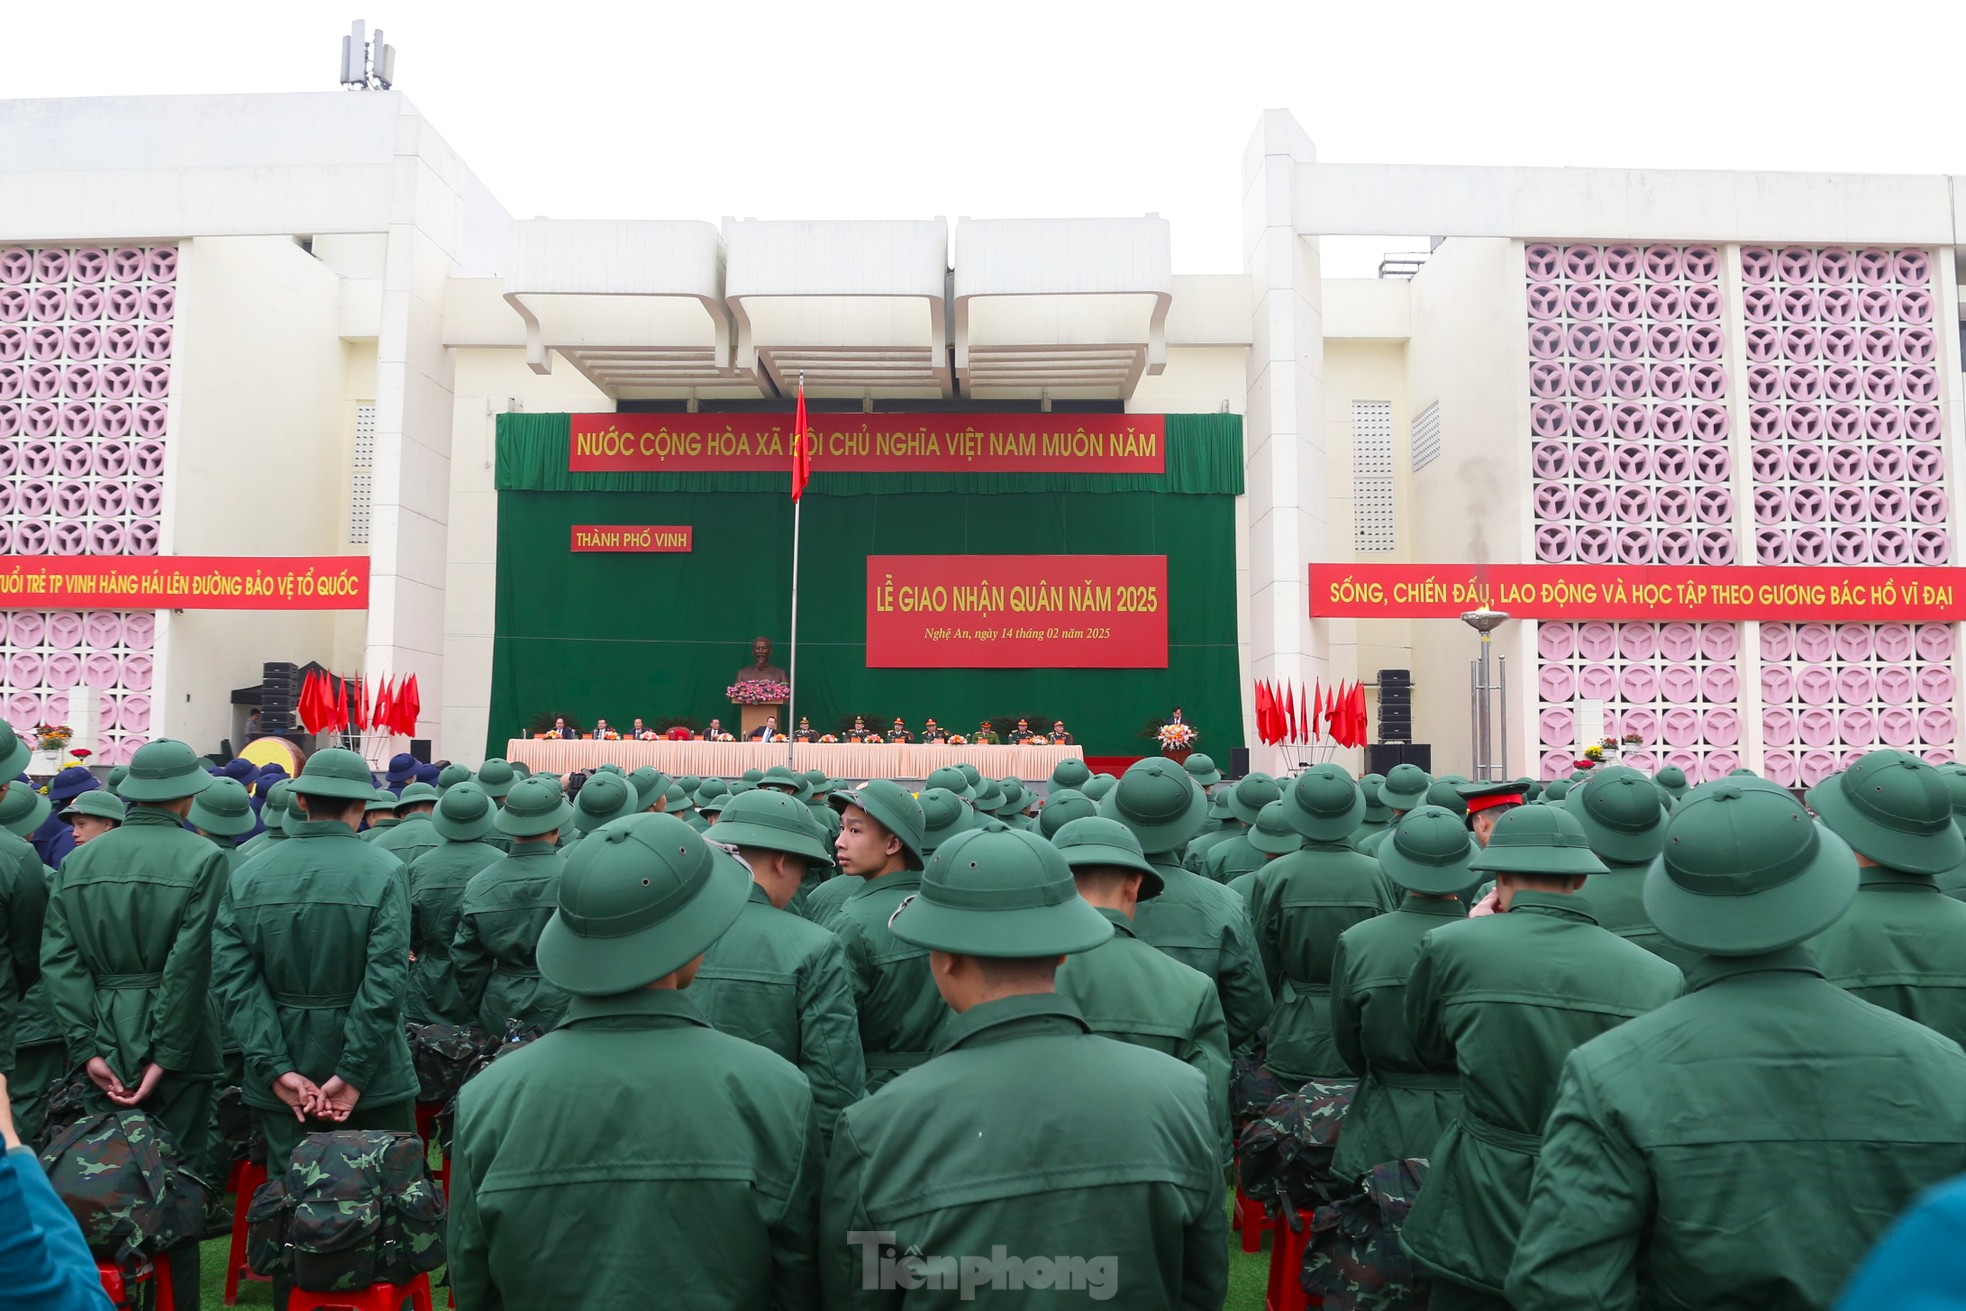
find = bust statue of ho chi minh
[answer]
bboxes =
[736,635,789,686]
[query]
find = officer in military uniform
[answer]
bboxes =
[823,822,1226,1308]
[1400,805,1683,1311]
[1049,720,1074,745]
[1509,781,1966,1309]
[372,781,441,868]
[1456,780,1524,848]
[1564,766,1702,972]
[921,719,947,744]
[887,718,913,744]
[793,716,817,742]
[1804,751,1966,1047]
[1197,773,1281,883]
[1053,815,1232,1157]
[1253,765,1393,1084]
[1356,763,1431,858]
[1008,718,1034,744]
[692,790,865,1147]
[44,739,226,1307]
[449,777,575,1035]
[210,748,417,1174]
[972,720,1001,745]
[1102,758,1273,1050]
[451,814,821,1309]
[828,782,937,1090]
[1328,805,1475,1179]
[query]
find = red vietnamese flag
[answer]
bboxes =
[334,676,350,734]
[791,380,811,502]
[1335,680,1354,746]
[1299,682,1311,743]
[1315,682,1328,740]
[297,669,317,734]
[1253,681,1272,745]
[400,674,421,736]
[1351,681,1369,748]
[374,676,395,738]
[352,678,367,733]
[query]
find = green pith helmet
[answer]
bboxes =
[119,739,216,803]
[1224,773,1281,826]
[436,763,473,795]
[1358,773,1391,823]
[476,759,517,799]
[1466,805,1607,878]
[495,775,574,838]
[61,790,127,825]
[916,788,976,856]
[1050,758,1094,791]
[890,824,1113,956]
[1098,758,1206,856]
[1378,763,1432,812]
[1806,751,1966,875]
[1645,782,1858,956]
[432,782,498,842]
[1378,805,1482,896]
[1052,815,1164,898]
[0,780,52,837]
[925,766,974,801]
[1038,788,1098,839]
[571,772,638,835]
[1181,753,1222,789]
[1247,800,1305,858]
[1280,765,1364,843]
[830,780,927,871]
[1564,766,1668,866]
[715,789,835,865]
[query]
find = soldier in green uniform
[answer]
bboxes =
[1805,750,1966,1047]
[1251,765,1392,1085]
[1328,805,1475,1180]
[1104,758,1273,1050]
[823,822,1226,1308]
[805,787,965,931]
[1051,756,1094,794]
[557,772,637,862]
[0,727,53,1145]
[236,780,294,857]
[1400,804,1683,1311]
[1356,763,1431,858]
[1934,761,1966,897]
[451,814,821,1309]
[403,784,505,1027]
[449,776,574,1035]
[1650,764,1688,809]
[436,762,473,796]
[1037,787,1097,840]
[692,790,865,1147]
[1456,781,1524,848]
[1194,773,1280,882]
[1508,781,1966,1310]
[1563,766,1702,971]
[1052,815,1232,1157]
[1182,751,1222,798]
[42,738,223,1307]
[1225,799,1304,912]
[210,748,417,1173]
[372,781,441,868]
[189,777,257,875]
[359,786,400,841]
[829,781,940,1092]
[59,790,125,845]
[1183,792,1235,871]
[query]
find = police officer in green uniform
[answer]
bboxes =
[449,776,574,1035]
[828,781,940,1092]
[189,776,258,874]
[43,738,224,1307]
[1508,781,1966,1309]
[1052,815,1232,1158]
[1356,763,1431,858]
[1400,805,1683,1311]
[403,783,505,1026]
[1564,766,1702,972]
[451,814,821,1309]
[1805,750,1966,1047]
[0,727,52,1144]
[210,748,417,1172]
[823,822,1226,1308]
[1104,758,1274,1050]
[372,781,441,867]
[1328,805,1475,1180]
[692,790,865,1147]
[1251,765,1393,1085]
[1197,773,1281,883]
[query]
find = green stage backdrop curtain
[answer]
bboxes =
[489,416,1245,762]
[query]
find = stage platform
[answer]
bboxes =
[507,739,1085,782]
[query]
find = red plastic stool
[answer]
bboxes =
[1234,1181,1276,1253]
[224,1157,271,1305]
[283,1274,436,1311]
[98,1257,176,1311]
[414,1103,451,1200]
[1264,1210,1321,1311]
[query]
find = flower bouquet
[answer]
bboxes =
[818,734,839,744]
[33,722,73,752]
[1158,723,1198,752]
[714,733,737,742]
[948,734,968,745]
[726,679,792,706]
[600,730,621,741]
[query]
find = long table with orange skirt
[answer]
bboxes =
[505,739,1085,781]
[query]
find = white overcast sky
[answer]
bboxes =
[6,0,1964,275]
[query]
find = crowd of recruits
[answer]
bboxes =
[3,731,1966,1307]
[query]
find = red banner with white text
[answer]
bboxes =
[867,555,1169,668]
[1309,562,1966,622]
[570,413,1166,475]
[0,556,370,610]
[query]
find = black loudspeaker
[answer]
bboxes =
[1229,747,1251,778]
[1377,668,1413,742]
[260,662,301,734]
[411,738,432,760]
[1367,743,1433,775]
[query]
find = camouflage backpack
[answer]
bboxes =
[1229,1048,1287,1139]
[434,1020,543,1153]
[246,1129,447,1292]
[39,1110,210,1269]
[405,1021,494,1106]
[1303,1158,1433,1311]
[33,1063,95,1151]
[1236,1079,1357,1226]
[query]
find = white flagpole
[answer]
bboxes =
[787,372,803,768]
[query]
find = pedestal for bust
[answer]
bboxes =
[738,704,786,737]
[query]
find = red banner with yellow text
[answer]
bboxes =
[1309,562,1966,622]
[867,555,1169,668]
[1,556,370,611]
[569,525,693,553]
[570,413,1166,475]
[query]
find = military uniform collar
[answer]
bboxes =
[847,867,920,899]
[746,881,773,906]
[125,805,188,828]
[1094,905,1139,938]
[1857,865,1938,890]
[1147,852,1188,878]
[1505,890,1598,925]
[505,839,559,858]
[561,988,711,1028]
[1397,893,1466,918]
[937,992,1090,1055]
[1302,840,1355,853]
[290,819,359,839]
[1686,944,1824,992]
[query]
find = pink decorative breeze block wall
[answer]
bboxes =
[1528,244,1740,782]
[0,245,176,763]
[1760,623,1954,787]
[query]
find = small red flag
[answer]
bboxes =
[375,676,394,737]
[1351,682,1369,748]
[1333,680,1352,747]
[334,676,350,734]
[1299,682,1311,743]
[1261,681,1279,745]
[791,381,811,502]
[401,673,421,736]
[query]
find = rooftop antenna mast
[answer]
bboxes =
[339,20,398,90]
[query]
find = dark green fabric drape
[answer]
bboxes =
[489,488,1244,761]
[495,412,1244,496]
